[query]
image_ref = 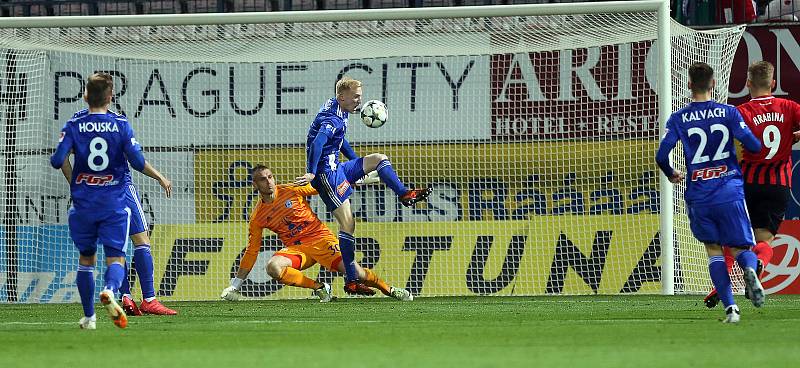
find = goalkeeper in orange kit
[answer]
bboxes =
[220,164,412,302]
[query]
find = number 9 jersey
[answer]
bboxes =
[737,96,800,186]
[50,109,145,212]
[657,100,761,207]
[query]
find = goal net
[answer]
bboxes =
[0,1,745,303]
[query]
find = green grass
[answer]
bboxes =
[1,295,799,368]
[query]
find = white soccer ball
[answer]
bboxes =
[360,100,388,128]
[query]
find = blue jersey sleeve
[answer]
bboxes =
[340,138,358,161]
[306,133,327,174]
[656,118,678,177]
[50,124,73,169]
[122,123,146,171]
[728,108,761,154]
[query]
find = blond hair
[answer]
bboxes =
[747,61,775,91]
[336,76,362,96]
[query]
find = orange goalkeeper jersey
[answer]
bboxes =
[240,184,335,271]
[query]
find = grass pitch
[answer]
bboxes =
[1,295,799,368]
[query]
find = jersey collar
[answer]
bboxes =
[750,95,774,101]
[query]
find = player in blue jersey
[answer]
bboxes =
[50,72,146,329]
[656,62,765,323]
[59,150,177,316]
[295,76,432,295]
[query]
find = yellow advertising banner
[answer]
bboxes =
[193,141,659,223]
[150,215,661,300]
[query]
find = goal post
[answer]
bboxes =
[0,1,744,303]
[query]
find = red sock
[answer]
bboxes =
[752,241,773,268]
[722,247,735,272]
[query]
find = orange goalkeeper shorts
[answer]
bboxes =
[274,235,342,272]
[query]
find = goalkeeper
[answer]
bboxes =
[221,165,412,302]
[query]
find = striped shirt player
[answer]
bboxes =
[219,166,413,302]
[737,95,800,232]
[702,61,800,310]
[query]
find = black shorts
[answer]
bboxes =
[744,183,790,235]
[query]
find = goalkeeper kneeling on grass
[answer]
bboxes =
[221,164,412,302]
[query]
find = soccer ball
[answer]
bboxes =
[360,100,388,128]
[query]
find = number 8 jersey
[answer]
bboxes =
[657,100,761,206]
[737,96,800,186]
[51,109,143,211]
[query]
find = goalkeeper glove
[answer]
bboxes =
[221,286,241,301]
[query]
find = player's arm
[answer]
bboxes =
[60,154,73,183]
[655,119,684,183]
[49,125,73,170]
[340,138,359,161]
[290,183,319,196]
[141,161,172,198]
[730,109,761,154]
[121,124,146,172]
[221,220,263,301]
[296,121,335,185]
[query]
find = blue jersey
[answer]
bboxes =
[50,109,145,212]
[306,98,350,174]
[656,100,761,207]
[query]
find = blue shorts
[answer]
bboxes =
[688,199,755,248]
[125,183,149,235]
[68,206,131,258]
[312,158,364,212]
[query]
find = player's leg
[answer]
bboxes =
[130,231,176,315]
[719,199,764,308]
[360,153,432,207]
[356,264,413,301]
[77,253,98,330]
[267,252,321,289]
[705,243,738,320]
[313,169,373,295]
[689,204,738,321]
[746,183,789,274]
[330,203,373,295]
[118,186,140,314]
[68,208,99,329]
[268,251,331,302]
[125,185,176,315]
[97,208,132,329]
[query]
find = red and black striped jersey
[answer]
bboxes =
[738,96,800,186]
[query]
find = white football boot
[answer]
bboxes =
[313,282,332,303]
[723,305,741,324]
[389,286,414,301]
[79,314,96,330]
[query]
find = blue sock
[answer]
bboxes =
[134,245,156,300]
[119,262,131,296]
[104,262,125,293]
[376,159,408,197]
[736,249,758,271]
[339,231,358,282]
[76,265,95,317]
[709,256,735,307]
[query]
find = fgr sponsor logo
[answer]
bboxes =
[762,221,800,294]
[690,165,729,181]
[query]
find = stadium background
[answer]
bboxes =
[0,1,799,302]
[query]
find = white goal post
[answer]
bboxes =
[0,1,744,303]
